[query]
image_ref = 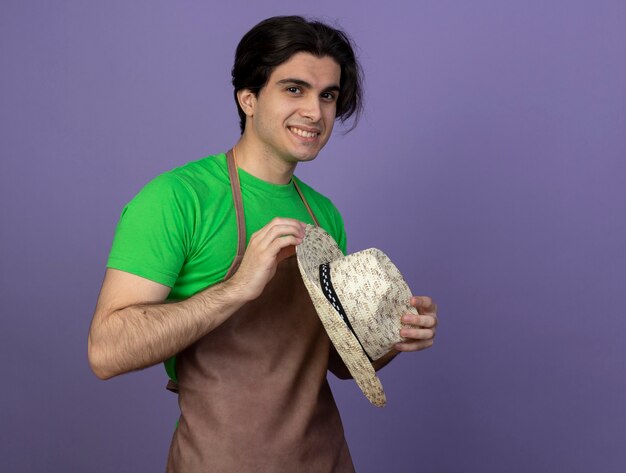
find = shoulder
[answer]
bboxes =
[164,153,229,193]
[131,153,229,205]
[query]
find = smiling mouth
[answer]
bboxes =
[289,126,320,139]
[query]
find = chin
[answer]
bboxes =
[293,151,320,163]
[293,142,327,162]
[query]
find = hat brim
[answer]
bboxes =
[296,225,386,407]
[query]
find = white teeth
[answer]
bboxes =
[290,127,318,138]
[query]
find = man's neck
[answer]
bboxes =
[233,136,297,185]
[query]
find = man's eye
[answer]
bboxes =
[321,92,337,101]
[287,87,301,94]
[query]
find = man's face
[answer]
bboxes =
[242,52,341,164]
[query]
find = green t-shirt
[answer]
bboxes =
[106,153,347,380]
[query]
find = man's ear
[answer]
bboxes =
[237,89,257,118]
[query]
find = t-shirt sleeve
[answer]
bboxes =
[107,172,196,287]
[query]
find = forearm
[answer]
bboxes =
[88,278,246,379]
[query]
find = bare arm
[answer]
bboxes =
[88,218,306,380]
[87,268,248,379]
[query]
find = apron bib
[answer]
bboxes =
[166,150,355,473]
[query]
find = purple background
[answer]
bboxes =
[2,1,625,472]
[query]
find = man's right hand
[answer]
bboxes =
[228,217,306,301]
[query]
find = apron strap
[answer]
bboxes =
[166,379,179,393]
[223,148,247,280]
[293,179,320,226]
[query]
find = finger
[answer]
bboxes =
[250,217,304,239]
[268,235,303,258]
[400,326,435,340]
[401,314,437,328]
[252,223,305,248]
[264,217,306,235]
[411,296,437,315]
[270,216,307,227]
[394,339,434,352]
[267,221,306,239]
[241,234,302,273]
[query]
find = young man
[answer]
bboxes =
[88,16,438,472]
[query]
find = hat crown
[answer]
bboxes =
[296,224,416,407]
[328,249,413,360]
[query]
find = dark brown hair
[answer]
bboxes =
[232,16,363,133]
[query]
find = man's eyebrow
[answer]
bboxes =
[276,78,340,93]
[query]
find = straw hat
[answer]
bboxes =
[296,225,418,407]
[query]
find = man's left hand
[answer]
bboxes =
[395,296,438,352]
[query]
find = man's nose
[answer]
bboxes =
[300,96,322,121]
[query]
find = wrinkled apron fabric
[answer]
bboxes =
[166,150,355,473]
